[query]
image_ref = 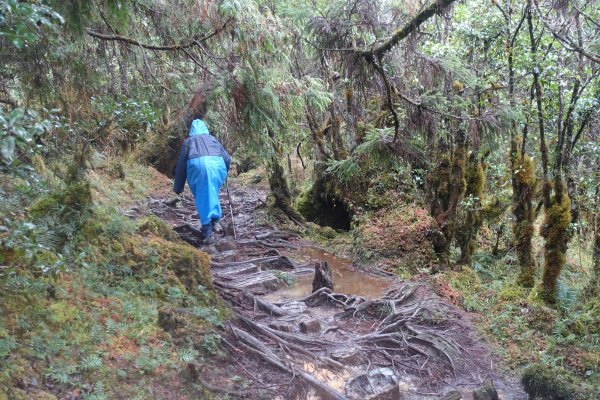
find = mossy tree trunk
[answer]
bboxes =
[502,2,537,287]
[146,91,207,177]
[590,221,600,296]
[513,151,537,287]
[456,152,486,266]
[539,185,571,304]
[267,129,305,224]
[427,132,467,272]
[527,2,573,304]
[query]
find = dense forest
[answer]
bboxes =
[1,0,599,399]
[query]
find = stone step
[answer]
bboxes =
[210,250,238,263]
[214,263,259,277]
[230,271,282,294]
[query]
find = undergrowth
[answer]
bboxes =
[431,244,599,398]
[0,160,228,399]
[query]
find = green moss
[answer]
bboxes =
[499,283,525,301]
[540,190,571,304]
[137,215,180,242]
[522,365,595,400]
[512,153,537,288]
[47,301,79,324]
[28,182,92,219]
[457,153,486,265]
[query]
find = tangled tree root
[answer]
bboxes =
[136,182,522,399]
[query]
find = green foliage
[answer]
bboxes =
[273,270,295,286]
[0,108,61,174]
[0,0,63,48]
[0,336,17,359]
[326,128,393,184]
[177,348,199,363]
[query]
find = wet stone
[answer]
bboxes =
[299,318,321,334]
[278,301,307,314]
[331,349,361,365]
[269,321,294,333]
[346,368,402,400]
[216,238,238,252]
[211,250,238,263]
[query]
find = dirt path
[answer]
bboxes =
[147,181,526,400]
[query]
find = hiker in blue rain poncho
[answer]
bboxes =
[173,119,231,243]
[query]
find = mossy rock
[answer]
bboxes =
[522,365,594,400]
[137,215,180,242]
[525,300,559,334]
[156,241,213,295]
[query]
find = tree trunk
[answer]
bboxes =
[426,134,467,271]
[457,153,485,266]
[268,154,304,224]
[312,262,334,292]
[513,152,537,287]
[145,91,207,176]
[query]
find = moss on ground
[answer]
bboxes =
[0,162,229,399]
[430,247,599,398]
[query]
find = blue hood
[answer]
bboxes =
[189,119,210,136]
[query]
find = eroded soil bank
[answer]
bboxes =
[145,180,526,400]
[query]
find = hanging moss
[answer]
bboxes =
[512,153,537,287]
[540,188,571,304]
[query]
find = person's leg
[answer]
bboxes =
[200,222,213,239]
[211,217,223,233]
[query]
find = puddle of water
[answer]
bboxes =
[263,246,390,302]
[302,362,350,392]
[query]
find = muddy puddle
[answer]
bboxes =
[263,246,391,302]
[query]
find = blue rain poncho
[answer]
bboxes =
[173,119,231,226]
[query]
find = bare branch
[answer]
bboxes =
[359,0,457,58]
[86,18,232,51]
[533,1,600,64]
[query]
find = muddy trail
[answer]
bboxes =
[143,181,526,400]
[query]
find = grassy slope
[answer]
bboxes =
[0,156,229,400]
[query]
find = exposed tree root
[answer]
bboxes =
[139,182,525,399]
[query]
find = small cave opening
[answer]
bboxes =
[296,189,352,231]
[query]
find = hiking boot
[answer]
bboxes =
[212,221,223,233]
[203,233,216,245]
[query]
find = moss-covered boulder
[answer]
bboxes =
[522,365,595,400]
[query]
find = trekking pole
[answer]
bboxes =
[225,179,237,240]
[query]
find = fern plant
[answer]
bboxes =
[79,354,103,372]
